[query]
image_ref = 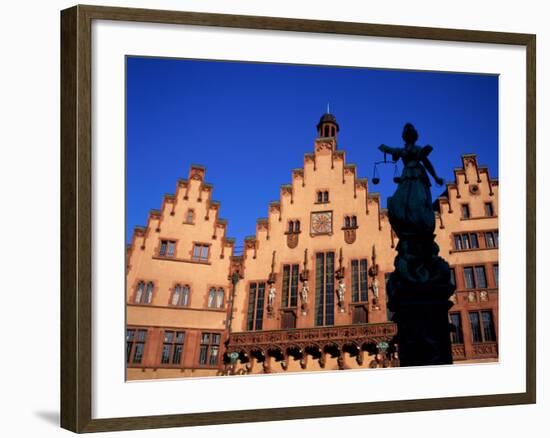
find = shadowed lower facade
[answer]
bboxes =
[125,113,499,380]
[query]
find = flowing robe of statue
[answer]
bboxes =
[379,123,455,367]
[385,144,436,237]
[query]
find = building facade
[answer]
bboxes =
[126,114,499,380]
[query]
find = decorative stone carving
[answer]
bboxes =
[315,140,335,152]
[468,291,476,302]
[343,228,356,244]
[287,232,299,249]
[480,290,488,301]
[469,184,480,195]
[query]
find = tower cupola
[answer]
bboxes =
[316,111,339,140]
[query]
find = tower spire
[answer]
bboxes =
[327,102,330,114]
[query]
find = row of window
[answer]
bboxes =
[158,240,210,262]
[461,202,495,219]
[453,230,498,251]
[133,281,225,309]
[126,329,221,367]
[449,310,496,344]
[246,255,371,331]
[449,264,498,290]
[286,215,357,233]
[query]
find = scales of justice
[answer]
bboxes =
[373,123,455,367]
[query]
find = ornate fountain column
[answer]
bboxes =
[379,123,455,367]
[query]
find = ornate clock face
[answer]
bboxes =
[311,211,333,235]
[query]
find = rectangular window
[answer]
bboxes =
[469,312,482,343]
[315,252,335,326]
[192,244,209,262]
[351,259,368,302]
[481,310,496,342]
[475,266,487,288]
[199,333,221,366]
[463,267,475,289]
[493,264,499,287]
[454,235,463,251]
[461,204,470,219]
[484,202,494,217]
[449,268,456,287]
[246,282,266,331]
[463,265,487,289]
[159,240,176,257]
[454,233,479,250]
[160,330,184,365]
[484,231,499,248]
[449,313,464,344]
[282,264,299,307]
[126,328,147,364]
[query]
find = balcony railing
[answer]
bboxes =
[226,322,397,355]
[472,342,498,358]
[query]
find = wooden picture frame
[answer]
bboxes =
[60,4,536,433]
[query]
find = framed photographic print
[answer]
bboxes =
[60,4,536,433]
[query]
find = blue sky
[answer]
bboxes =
[126,57,498,245]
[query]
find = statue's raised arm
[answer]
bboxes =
[378,144,402,162]
[420,145,444,186]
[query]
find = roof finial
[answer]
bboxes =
[327,102,330,114]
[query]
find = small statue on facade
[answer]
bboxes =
[337,278,346,311]
[300,280,309,304]
[268,284,276,309]
[300,280,309,315]
[371,277,379,301]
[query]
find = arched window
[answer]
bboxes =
[317,191,323,203]
[171,284,190,306]
[288,221,294,233]
[135,281,154,304]
[216,288,224,308]
[295,220,300,232]
[351,216,357,227]
[134,281,145,303]
[323,191,329,203]
[145,282,154,304]
[186,209,194,223]
[345,216,351,228]
[207,288,216,308]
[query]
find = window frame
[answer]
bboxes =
[449,312,464,344]
[158,239,177,258]
[281,264,299,308]
[315,251,335,326]
[192,243,210,262]
[198,332,222,367]
[133,280,154,305]
[159,330,185,366]
[170,284,190,307]
[469,310,496,343]
[462,265,488,289]
[126,328,148,365]
[246,281,266,330]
